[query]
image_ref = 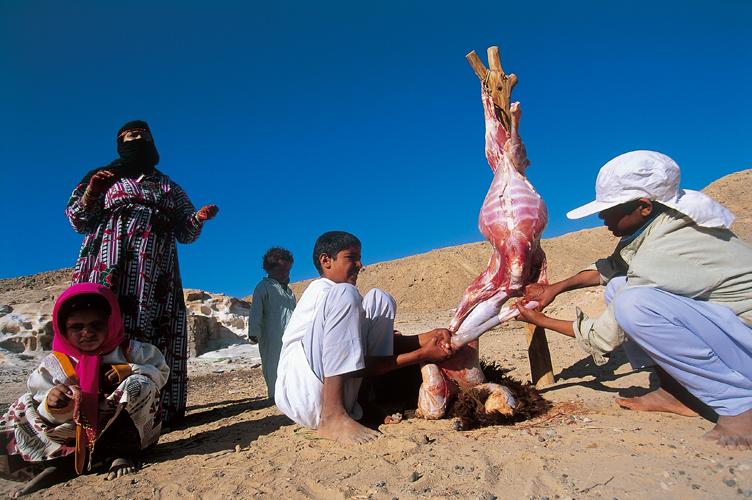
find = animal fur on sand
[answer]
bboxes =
[449,361,550,430]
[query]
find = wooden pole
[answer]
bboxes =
[525,323,555,388]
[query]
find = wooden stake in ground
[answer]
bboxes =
[466,46,555,388]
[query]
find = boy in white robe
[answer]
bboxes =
[275,231,455,445]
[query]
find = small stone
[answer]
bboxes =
[538,437,546,442]
[678,471,685,475]
[725,479,737,487]
[546,430,556,436]
[744,490,752,498]
[376,481,386,487]
[411,471,420,482]
[691,484,701,490]
[660,481,670,491]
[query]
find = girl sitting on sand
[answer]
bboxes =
[0,283,169,497]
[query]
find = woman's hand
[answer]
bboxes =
[47,384,74,409]
[197,205,219,221]
[88,170,117,195]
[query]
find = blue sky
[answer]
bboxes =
[1,1,750,299]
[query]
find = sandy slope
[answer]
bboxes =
[1,170,751,499]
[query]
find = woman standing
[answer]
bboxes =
[65,120,218,424]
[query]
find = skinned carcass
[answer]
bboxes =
[417,48,549,420]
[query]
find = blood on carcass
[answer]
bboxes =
[417,50,548,419]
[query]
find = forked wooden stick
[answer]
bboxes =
[466,47,518,133]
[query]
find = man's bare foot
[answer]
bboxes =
[106,457,137,480]
[703,408,752,450]
[9,466,67,497]
[615,388,699,417]
[317,411,381,445]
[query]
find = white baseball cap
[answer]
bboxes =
[566,150,734,229]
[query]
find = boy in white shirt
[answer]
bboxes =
[275,231,453,444]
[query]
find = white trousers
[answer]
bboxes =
[608,277,752,415]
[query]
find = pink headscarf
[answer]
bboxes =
[52,283,125,450]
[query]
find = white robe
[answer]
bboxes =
[274,279,395,429]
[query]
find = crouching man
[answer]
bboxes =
[517,151,752,450]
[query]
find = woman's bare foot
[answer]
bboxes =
[615,388,699,417]
[9,466,67,497]
[703,408,752,450]
[317,411,381,445]
[106,457,137,480]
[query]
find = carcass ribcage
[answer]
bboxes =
[417,89,548,420]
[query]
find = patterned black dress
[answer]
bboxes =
[66,173,204,424]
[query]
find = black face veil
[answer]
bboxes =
[79,120,161,186]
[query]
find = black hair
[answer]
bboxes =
[57,293,112,335]
[262,247,294,272]
[312,231,361,274]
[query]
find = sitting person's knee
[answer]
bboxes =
[363,289,396,315]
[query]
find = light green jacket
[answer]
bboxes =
[574,209,752,365]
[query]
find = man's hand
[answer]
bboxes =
[89,170,117,195]
[515,301,549,326]
[523,283,558,310]
[197,205,219,221]
[47,384,74,409]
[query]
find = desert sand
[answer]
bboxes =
[1,169,751,499]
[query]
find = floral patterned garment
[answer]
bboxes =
[0,346,165,481]
[65,173,204,424]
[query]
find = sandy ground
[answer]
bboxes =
[2,307,749,500]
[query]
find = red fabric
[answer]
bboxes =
[52,283,125,444]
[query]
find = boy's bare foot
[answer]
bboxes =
[9,466,67,497]
[615,388,699,417]
[318,412,381,445]
[106,457,137,480]
[703,408,752,450]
